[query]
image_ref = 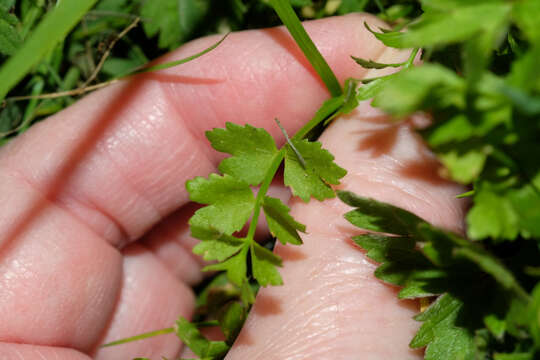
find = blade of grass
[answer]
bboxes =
[0,0,99,101]
[133,33,229,74]
[4,34,229,103]
[101,320,219,348]
[101,327,174,347]
[269,0,342,97]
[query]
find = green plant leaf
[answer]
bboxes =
[263,196,305,245]
[251,242,283,287]
[0,10,22,55]
[0,0,99,101]
[513,0,540,42]
[204,248,247,286]
[351,55,404,69]
[141,0,210,49]
[284,139,346,202]
[356,75,395,101]
[411,293,475,360]
[371,64,465,116]
[192,235,245,262]
[175,317,229,359]
[353,233,442,297]
[467,185,519,241]
[187,174,255,236]
[218,301,246,345]
[437,149,487,184]
[366,2,511,49]
[206,123,279,185]
[338,191,426,235]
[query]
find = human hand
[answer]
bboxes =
[0,14,465,359]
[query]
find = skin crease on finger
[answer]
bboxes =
[0,14,415,360]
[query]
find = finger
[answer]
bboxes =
[141,203,207,286]
[0,14,394,355]
[92,244,194,359]
[226,105,466,359]
[0,343,91,360]
[143,177,291,286]
[0,14,387,249]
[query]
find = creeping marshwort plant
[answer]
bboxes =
[2,0,540,359]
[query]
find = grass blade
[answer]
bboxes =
[134,33,229,74]
[0,0,99,101]
[101,327,174,347]
[269,0,342,97]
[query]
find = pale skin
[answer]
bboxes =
[0,14,466,359]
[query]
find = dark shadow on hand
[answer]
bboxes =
[141,72,225,85]
[254,293,282,317]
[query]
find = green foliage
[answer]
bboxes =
[206,123,279,186]
[188,174,256,236]
[0,0,99,100]
[268,0,342,97]
[353,0,540,252]
[0,4,22,55]
[339,191,425,236]
[176,317,229,359]
[5,0,540,359]
[141,0,210,49]
[340,190,540,359]
[187,121,346,288]
[263,196,305,245]
[411,294,474,360]
[284,138,347,202]
[367,2,511,49]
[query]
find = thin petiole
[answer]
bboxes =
[404,48,420,68]
[101,328,174,347]
[245,150,285,242]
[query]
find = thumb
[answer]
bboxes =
[226,103,466,359]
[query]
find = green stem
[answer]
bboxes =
[292,99,342,140]
[404,48,420,69]
[245,99,339,243]
[269,0,342,97]
[245,150,286,242]
[101,327,174,347]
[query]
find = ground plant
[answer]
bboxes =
[1,0,540,359]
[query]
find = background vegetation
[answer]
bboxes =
[1,1,540,359]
